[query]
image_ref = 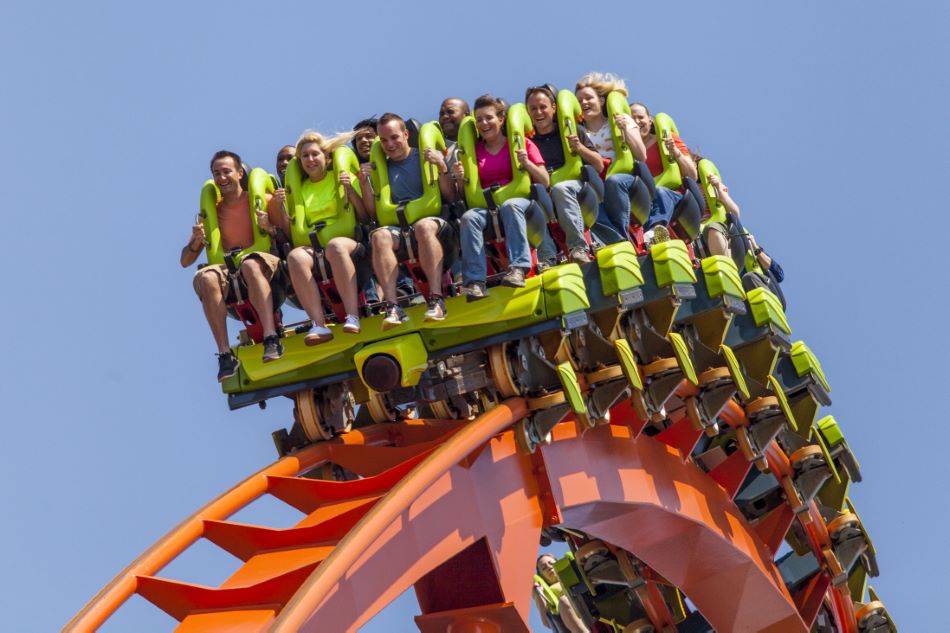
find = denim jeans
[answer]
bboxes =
[647,186,682,230]
[550,179,588,251]
[460,197,532,283]
[598,173,636,244]
[537,227,558,264]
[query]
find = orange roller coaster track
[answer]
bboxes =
[68,396,823,632]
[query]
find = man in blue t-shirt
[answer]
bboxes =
[359,113,458,329]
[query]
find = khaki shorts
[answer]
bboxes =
[193,251,281,300]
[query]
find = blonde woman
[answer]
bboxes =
[271,130,369,340]
[574,72,647,244]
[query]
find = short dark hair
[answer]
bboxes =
[352,116,378,133]
[377,112,406,130]
[209,150,242,173]
[525,83,557,105]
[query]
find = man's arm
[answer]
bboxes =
[357,163,377,220]
[424,148,458,202]
[180,220,205,267]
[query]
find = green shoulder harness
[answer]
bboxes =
[652,112,683,189]
[550,90,584,186]
[605,91,634,178]
[284,146,361,248]
[199,167,275,266]
[458,102,533,208]
[371,121,446,227]
[697,158,727,229]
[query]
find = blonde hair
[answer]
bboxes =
[295,129,355,160]
[575,72,629,98]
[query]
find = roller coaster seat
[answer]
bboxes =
[458,103,551,277]
[369,217,458,299]
[197,167,285,343]
[284,224,373,323]
[284,146,362,249]
[369,120,457,297]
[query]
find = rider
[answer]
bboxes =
[525,83,604,263]
[629,102,699,242]
[359,113,457,328]
[275,145,295,186]
[574,73,648,245]
[452,95,549,298]
[438,97,469,167]
[351,117,378,164]
[272,131,369,342]
[182,150,286,380]
[533,554,590,633]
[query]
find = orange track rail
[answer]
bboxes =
[69,398,813,632]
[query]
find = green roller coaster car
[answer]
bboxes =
[221,263,589,410]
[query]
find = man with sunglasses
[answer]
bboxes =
[525,84,604,263]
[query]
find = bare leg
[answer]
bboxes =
[706,227,730,258]
[288,247,327,325]
[326,237,361,317]
[240,258,277,338]
[415,219,444,296]
[371,229,399,303]
[196,271,231,354]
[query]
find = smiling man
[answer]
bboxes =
[181,150,285,380]
[359,113,458,328]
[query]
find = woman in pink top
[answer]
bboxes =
[451,95,549,298]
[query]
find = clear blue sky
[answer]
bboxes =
[1,1,946,630]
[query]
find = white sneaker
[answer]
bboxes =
[304,323,333,346]
[343,314,361,334]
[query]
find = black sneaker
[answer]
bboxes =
[501,267,526,288]
[463,281,489,302]
[423,295,447,322]
[262,335,284,362]
[382,302,409,331]
[217,352,240,382]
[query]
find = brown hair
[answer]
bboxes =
[473,94,507,119]
[377,112,407,131]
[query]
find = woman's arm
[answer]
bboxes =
[340,171,369,223]
[615,113,647,161]
[570,130,605,173]
[667,134,697,180]
[518,142,550,187]
[708,175,740,217]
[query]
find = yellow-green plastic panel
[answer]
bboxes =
[767,374,799,432]
[542,263,590,316]
[354,332,429,388]
[701,255,745,300]
[651,240,697,288]
[791,341,831,392]
[614,338,643,391]
[596,241,643,296]
[557,362,587,415]
[720,344,750,400]
[668,332,698,386]
[747,287,792,334]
